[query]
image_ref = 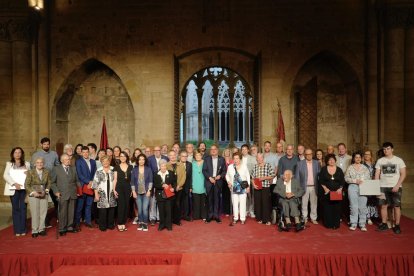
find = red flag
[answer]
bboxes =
[277,102,285,142]
[100,117,109,150]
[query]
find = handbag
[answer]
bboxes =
[329,191,343,201]
[234,167,249,189]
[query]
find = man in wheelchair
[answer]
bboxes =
[273,170,305,232]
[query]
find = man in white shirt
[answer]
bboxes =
[375,142,406,234]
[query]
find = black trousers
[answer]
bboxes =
[116,187,131,225]
[207,185,221,220]
[158,199,172,230]
[321,194,341,228]
[254,187,272,223]
[192,193,207,220]
[221,184,231,215]
[270,184,278,208]
[173,190,183,224]
[181,190,192,219]
[98,207,115,230]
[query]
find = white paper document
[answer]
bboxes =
[359,179,381,196]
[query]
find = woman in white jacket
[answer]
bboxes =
[226,152,250,225]
[3,147,31,236]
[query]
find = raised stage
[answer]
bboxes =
[0,216,413,276]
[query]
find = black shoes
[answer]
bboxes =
[215,218,222,224]
[32,233,38,238]
[38,231,47,236]
[59,231,66,236]
[296,222,305,232]
[84,223,93,228]
[393,225,401,234]
[205,219,211,224]
[377,223,388,232]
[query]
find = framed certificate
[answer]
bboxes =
[359,179,381,196]
[9,169,27,190]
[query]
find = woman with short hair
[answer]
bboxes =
[318,154,345,229]
[24,157,51,238]
[92,155,116,231]
[226,152,250,225]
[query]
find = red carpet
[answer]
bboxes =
[0,216,413,275]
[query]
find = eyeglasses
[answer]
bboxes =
[383,147,392,151]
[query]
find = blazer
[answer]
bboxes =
[147,155,169,175]
[75,158,97,186]
[273,178,304,199]
[295,159,321,193]
[3,161,30,196]
[24,168,51,195]
[51,165,80,200]
[130,165,153,193]
[202,155,227,193]
[167,162,186,190]
[153,170,177,202]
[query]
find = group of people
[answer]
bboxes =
[3,137,407,238]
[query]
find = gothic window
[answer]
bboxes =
[180,66,253,147]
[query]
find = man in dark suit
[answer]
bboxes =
[179,151,193,221]
[295,148,321,224]
[202,144,226,223]
[75,146,97,229]
[51,154,80,236]
[147,146,169,225]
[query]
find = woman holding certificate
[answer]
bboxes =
[318,154,346,229]
[3,147,31,236]
[24,157,51,238]
[345,152,371,231]
[154,159,176,231]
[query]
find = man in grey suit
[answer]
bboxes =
[51,154,80,236]
[295,148,321,224]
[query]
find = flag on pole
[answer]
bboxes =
[276,100,285,142]
[100,116,109,150]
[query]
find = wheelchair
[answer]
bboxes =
[271,193,305,232]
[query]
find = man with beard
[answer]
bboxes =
[31,137,60,228]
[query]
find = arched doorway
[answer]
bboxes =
[51,59,135,153]
[292,51,363,151]
[181,66,254,148]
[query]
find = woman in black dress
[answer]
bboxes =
[318,154,345,229]
[154,159,177,231]
[113,151,133,231]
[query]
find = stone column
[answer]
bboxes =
[405,26,414,142]
[0,41,13,151]
[384,27,405,143]
[227,79,235,148]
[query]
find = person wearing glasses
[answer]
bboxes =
[375,142,406,234]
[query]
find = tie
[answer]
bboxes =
[65,166,69,174]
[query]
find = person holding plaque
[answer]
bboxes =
[318,154,346,229]
[153,159,176,231]
[24,157,51,238]
[345,152,371,231]
[3,147,31,236]
[251,153,275,225]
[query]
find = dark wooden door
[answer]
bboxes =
[296,77,317,150]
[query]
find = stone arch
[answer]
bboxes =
[51,58,135,154]
[291,51,364,151]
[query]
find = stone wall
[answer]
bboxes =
[0,0,413,206]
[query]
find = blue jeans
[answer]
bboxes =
[348,184,368,227]
[75,195,93,225]
[136,194,150,223]
[10,190,26,234]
